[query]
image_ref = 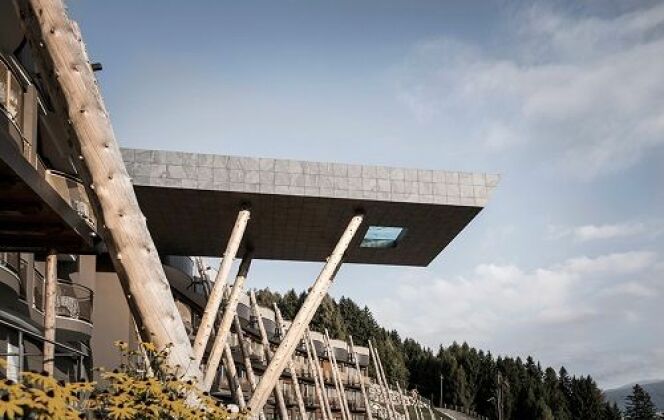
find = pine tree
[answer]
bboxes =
[625,384,657,420]
[603,401,622,420]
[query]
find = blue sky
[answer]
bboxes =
[68,0,664,388]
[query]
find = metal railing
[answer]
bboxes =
[0,318,89,382]
[33,272,94,324]
[44,169,97,229]
[0,57,24,136]
[0,252,24,296]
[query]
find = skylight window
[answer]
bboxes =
[360,226,406,249]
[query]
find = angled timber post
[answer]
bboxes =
[249,213,364,414]
[43,250,57,375]
[303,335,328,420]
[307,330,334,420]
[369,340,394,420]
[396,382,410,420]
[16,0,200,381]
[250,291,290,420]
[193,208,250,365]
[374,343,395,416]
[349,336,373,420]
[223,342,246,410]
[374,341,397,420]
[203,251,253,390]
[233,315,266,420]
[325,329,351,420]
[273,304,308,420]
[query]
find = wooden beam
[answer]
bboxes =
[249,290,290,420]
[15,0,200,381]
[223,342,246,410]
[248,213,364,413]
[369,340,395,420]
[203,251,253,390]
[349,336,373,420]
[193,208,250,364]
[375,341,398,420]
[324,329,351,420]
[303,332,329,420]
[273,304,308,420]
[307,331,334,420]
[42,249,57,375]
[233,314,266,420]
[397,382,410,420]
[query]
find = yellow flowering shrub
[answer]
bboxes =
[0,342,236,419]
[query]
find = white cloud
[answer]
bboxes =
[548,220,663,241]
[395,3,664,178]
[369,250,660,387]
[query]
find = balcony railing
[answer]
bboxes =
[0,252,25,297]
[0,57,24,136]
[45,169,97,229]
[33,272,94,324]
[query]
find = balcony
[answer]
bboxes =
[44,170,97,230]
[0,252,26,297]
[33,271,94,325]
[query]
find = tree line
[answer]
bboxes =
[254,288,660,420]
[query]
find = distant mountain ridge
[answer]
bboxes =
[604,380,664,411]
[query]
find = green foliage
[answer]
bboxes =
[0,342,233,419]
[259,287,622,420]
[625,384,657,420]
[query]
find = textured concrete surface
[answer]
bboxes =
[121,148,498,266]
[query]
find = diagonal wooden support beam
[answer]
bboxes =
[15,0,201,382]
[233,314,266,420]
[250,290,290,420]
[303,333,328,420]
[349,336,373,420]
[193,208,250,365]
[369,340,395,420]
[307,331,333,420]
[397,382,410,420]
[375,340,398,420]
[324,329,351,420]
[223,342,246,410]
[248,213,364,414]
[203,251,253,390]
[273,304,308,420]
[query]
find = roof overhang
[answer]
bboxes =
[123,148,498,267]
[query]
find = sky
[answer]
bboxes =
[67,0,664,389]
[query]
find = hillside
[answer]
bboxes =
[604,381,664,411]
[254,288,622,420]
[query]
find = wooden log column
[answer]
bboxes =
[248,213,364,414]
[374,342,397,419]
[194,208,251,365]
[304,334,329,420]
[16,0,201,382]
[324,329,351,420]
[273,304,308,420]
[234,314,266,420]
[223,342,246,410]
[349,336,373,420]
[203,251,253,390]
[42,250,57,375]
[250,291,290,420]
[369,340,395,420]
[396,382,410,420]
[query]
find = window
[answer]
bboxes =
[360,226,406,248]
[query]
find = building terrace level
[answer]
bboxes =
[122,148,498,266]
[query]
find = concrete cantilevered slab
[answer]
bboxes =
[122,148,498,267]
